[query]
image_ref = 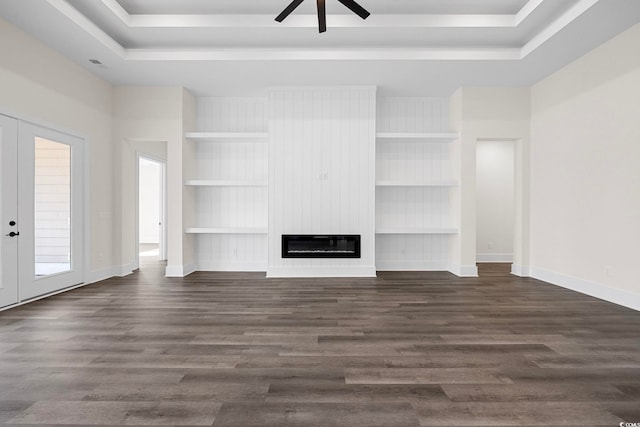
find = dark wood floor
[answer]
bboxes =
[1,261,640,426]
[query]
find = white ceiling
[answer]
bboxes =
[1,0,640,96]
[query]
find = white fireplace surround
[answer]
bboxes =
[267,87,377,278]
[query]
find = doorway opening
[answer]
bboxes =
[137,155,166,268]
[476,140,515,276]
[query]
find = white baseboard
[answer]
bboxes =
[86,266,119,284]
[197,262,267,272]
[511,264,530,277]
[165,264,197,277]
[530,266,640,312]
[0,281,94,313]
[449,264,479,277]
[266,266,377,278]
[376,261,449,271]
[477,253,513,263]
[117,262,137,277]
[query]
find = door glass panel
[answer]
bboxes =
[34,137,71,278]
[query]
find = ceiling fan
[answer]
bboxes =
[275,0,371,33]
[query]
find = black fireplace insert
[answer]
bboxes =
[282,235,361,258]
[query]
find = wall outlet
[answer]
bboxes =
[605,265,613,277]
[488,242,493,249]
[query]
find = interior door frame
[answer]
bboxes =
[136,152,167,268]
[474,137,529,277]
[0,108,91,308]
[0,114,19,308]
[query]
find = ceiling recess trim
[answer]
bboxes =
[123,48,522,61]
[45,0,602,62]
[98,0,536,29]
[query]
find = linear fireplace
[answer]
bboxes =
[282,235,361,258]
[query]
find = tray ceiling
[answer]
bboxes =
[0,0,639,95]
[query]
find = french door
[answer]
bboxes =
[0,115,84,308]
[0,115,19,307]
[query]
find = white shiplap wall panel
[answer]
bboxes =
[192,142,267,181]
[376,97,454,270]
[193,98,268,271]
[196,234,267,271]
[197,98,268,132]
[376,142,451,182]
[377,97,449,133]
[268,87,377,277]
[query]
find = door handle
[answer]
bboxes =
[5,232,19,237]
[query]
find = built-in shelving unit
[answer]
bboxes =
[180,96,460,274]
[184,97,270,272]
[375,97,457,271]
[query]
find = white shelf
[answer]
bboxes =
[376,132,458,142]
[185,132,268,141]
[185,180,268,187]
[376,180,458,187]
[376,227,459,235]
[185,227,268,234]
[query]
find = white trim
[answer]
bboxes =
[185,132,268,140]
[0,109,92,304]
[98,7,519,29]
[515,0,546,26]
[376,228,459,235]
[267,266,377,278]
[165,264,197,277]
[83,135,92,288]
[86,266,119,284]
[197,262,267,273]
[135,153,167,268]
[530,267,640,312]
[376,132,459,141]
[184,180,268,187]
[521,0,599,58]
[376,261,450,271]
[117,262,137,277]
[449,264,479,277]
[45,0,126,57]
[0,280,91,313]
[376,181,458,187]
[44,0,598,61]
[268,85,378,92]
[476,253,514,263]
[124,48,522,62]
[185,227,268,234]
[511,264,530,277]
[99,0,131,26]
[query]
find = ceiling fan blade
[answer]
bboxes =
[275,0,306,22]
[317,0,327,33]
[336,0,370,19]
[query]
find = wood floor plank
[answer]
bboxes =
[0,261,639,425]
[211,402,420,427]
[413,401,624,426]
[7,401,221,426]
